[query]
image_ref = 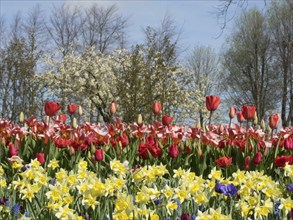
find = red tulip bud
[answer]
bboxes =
[36,153,45,165]
[269,113,280,130]
[162,115,173,126]
[241,105,256,121]
[110,101,117,115]
[253,152,262,165]
[8,142,18,156]
[95,149,104,161]
[168,144,179,158]
[244,156,250,170]
[67,104,78,115]
[229,107,237,119]
[152,102,162,115]
[237,112,245,123]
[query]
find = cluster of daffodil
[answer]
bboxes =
[0,158,292,219]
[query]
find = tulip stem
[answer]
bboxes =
[209,111,213,126]
[229,118,232,128]
[48,116,51,128]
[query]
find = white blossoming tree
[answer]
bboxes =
[41,47,119,122]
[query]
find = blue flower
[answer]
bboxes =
[214,183,238,197]
[5,200,10,207]
[49,178,55,185]
[223,184,238,197]
[21,165,30,172]
[191,215,196,220]
[215,183,226,193]
[274,201,280,220]
[11,203,20,216]
[154,199,161,205]
[286,184,293,191]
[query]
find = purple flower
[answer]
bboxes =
[0,197,9,206]
[181,213,191,220]
[21,165,30,172]
[5,200,10,207]
[286,184,293,191]
[215,183,238,197]
[11,203,20,216]
[223,184,238,197]
[215,183,226,193]
[154,199,161,205]
[274,201,280,220]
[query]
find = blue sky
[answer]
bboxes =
[1,0,268,56]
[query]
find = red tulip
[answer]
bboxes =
[244,156,251,170]
[138,142,149,160]
[218,139,231,149]
[67,104,78,115]
[229,107,237,119]
[8,142,18,156]
[162,115,173,126]
[206,96,221,111]
[269,113,280,130]
[181,214,191,220]
[152,102,162,115]
[149,145,162,158]
[36,153,45,165]
[95,149,104,161]
[110,101,117,115]
[215,156,232,168]
[168,144,179,158]
[241,106,256,121]
[274,155,293,167]
[138,135,162,159]
[116,133,129,148]
[252,152,262,165]
[185,146,192,154]
[237,112,245,123]
[284,138,293,150]
[44,101,61,117]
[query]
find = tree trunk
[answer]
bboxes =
[281,68,288,127]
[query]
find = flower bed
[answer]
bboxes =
[0,99,293,219]
[0,116,293,219]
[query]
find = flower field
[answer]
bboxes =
[0,100,293,220]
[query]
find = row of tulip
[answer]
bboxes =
[43,96,280,130]
[0,157,292,219]
[0,111,292,179]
